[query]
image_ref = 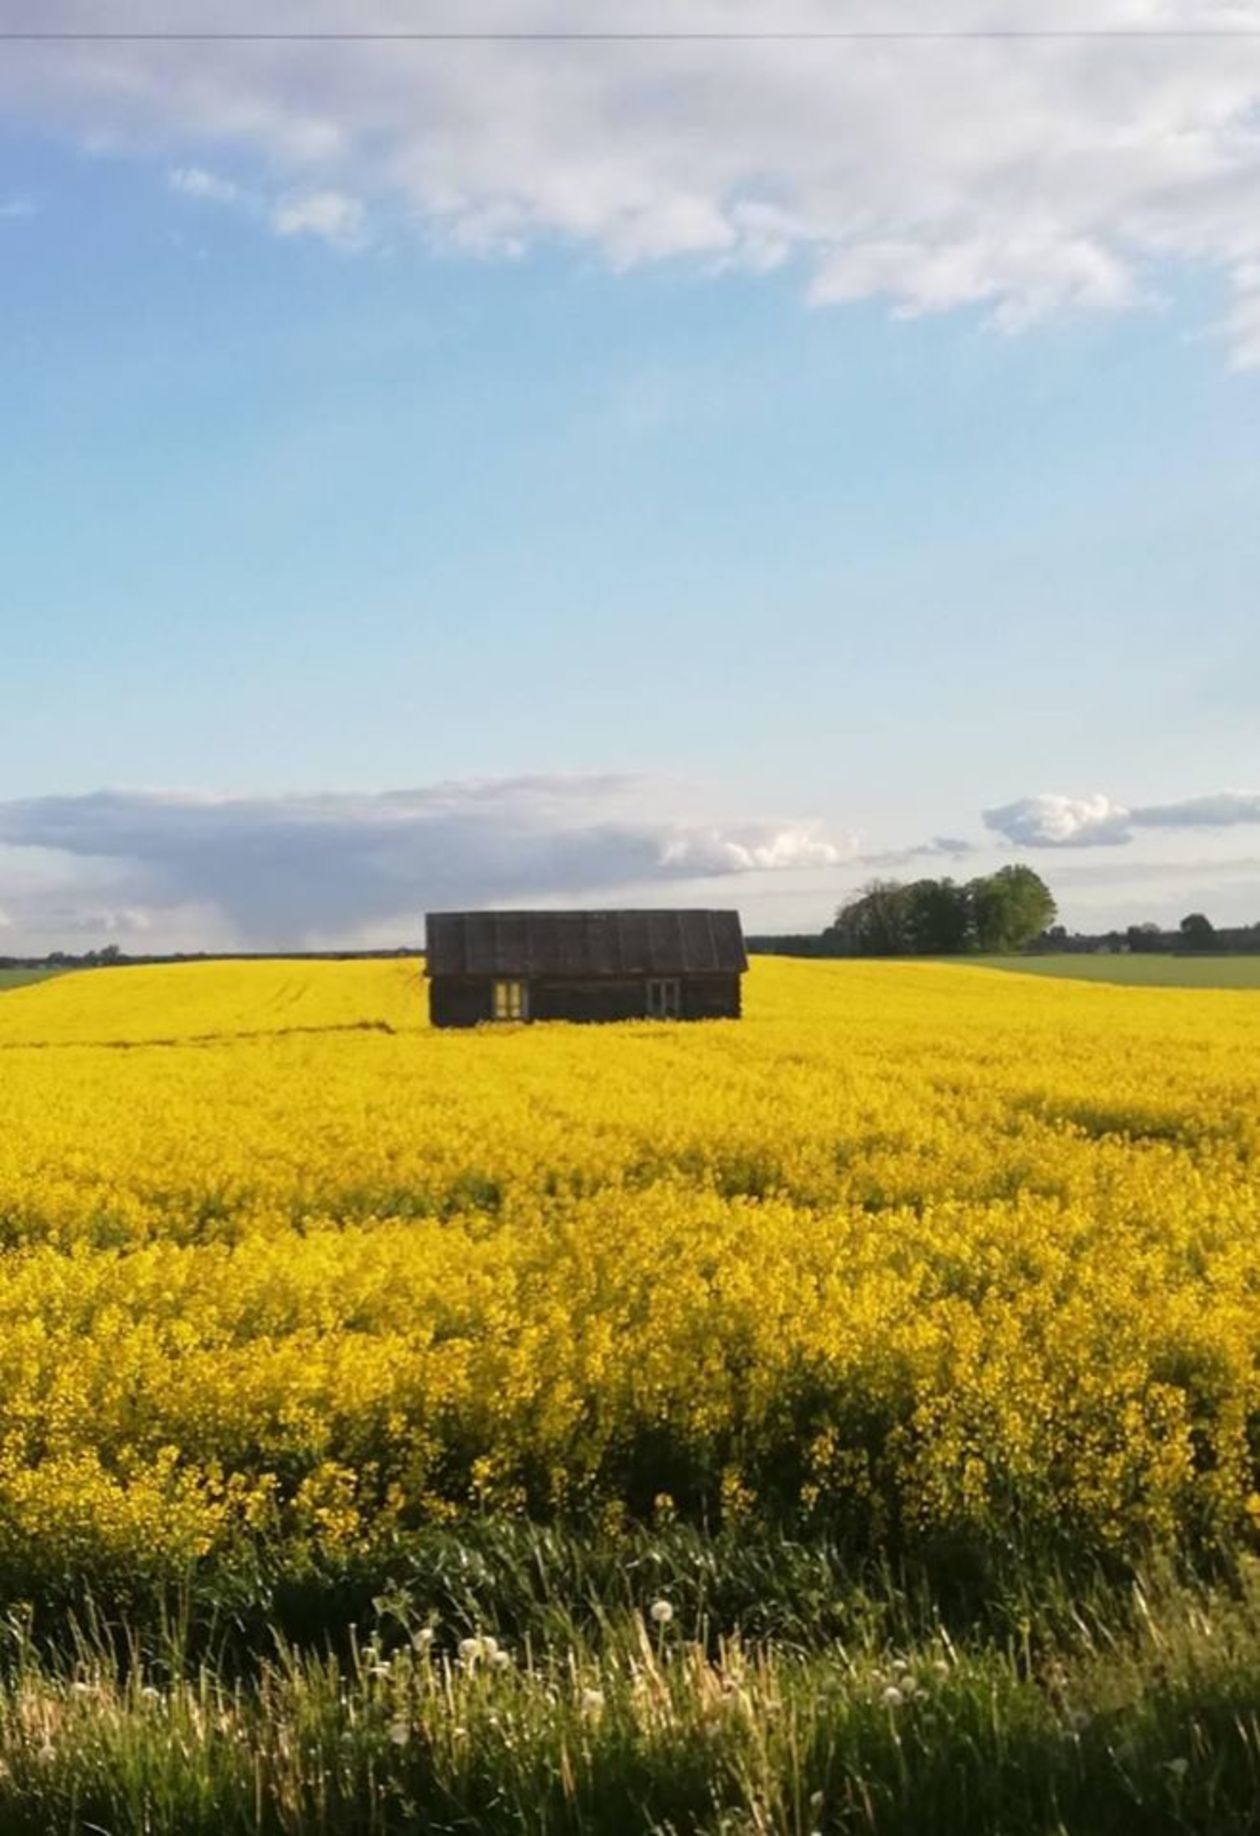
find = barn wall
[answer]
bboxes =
[428,973,743,1027]
[682,974,742,1020]
[428,979,492,1029]
[533,980,648,1023]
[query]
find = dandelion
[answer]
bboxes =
[881,1685,904,1707]
[412,1626,435,1652]
[457,1637,484,1665]
[481,1635,500,1658]
[388,1720,410,1746]
[1166,1757,1189,1780]
[369,1662,392,1681]
[932,1659,951,1680]
[649,1599,674,1626]
[581,1687,606,1715]
[490,1648,512,1669]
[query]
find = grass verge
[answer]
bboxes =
[4,1549,1260,1832]
[966,953,1260,988]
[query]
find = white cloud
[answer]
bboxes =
[0,779,855,948]
[168,165,244,205]
[984,793,1134,847]
[168,165,368,249]
[984,788,1260,847]
[660,825,854,874]
[4,2,1260,355]
[270,188,367,247]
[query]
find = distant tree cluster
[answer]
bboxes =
[0,946,419,972]
[826,865,1057,957]
[1101,915,1224,954]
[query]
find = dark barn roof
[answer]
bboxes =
[425,910,747,979]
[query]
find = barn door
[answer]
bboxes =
[492,979,528,1021]
[646,978,681,1019]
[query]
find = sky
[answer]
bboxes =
[2,1,1259,951]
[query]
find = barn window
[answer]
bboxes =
[646,978,681,1019]
[492,980,527,1021]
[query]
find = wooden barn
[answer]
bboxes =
[424,909,747,1028]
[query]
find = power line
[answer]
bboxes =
[4,27,1260,42]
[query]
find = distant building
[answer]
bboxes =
[424,909,747,1028]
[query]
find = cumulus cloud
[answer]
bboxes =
[167,165,367,247]
[660,826,852,874]
[0,778,855,948]
[984,789,1260,848]
[983,793,1134,848]
[5,2,1260,355]
[270,188,367,247]
[168,165,244,205]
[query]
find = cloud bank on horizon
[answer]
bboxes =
[3,778,1260,949]
[985,791,1260,848]
[6,0,1260,363]
[0,779,856,948]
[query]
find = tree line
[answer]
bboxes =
[824,865,1057,957]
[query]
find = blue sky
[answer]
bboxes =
[2,6,1260,949]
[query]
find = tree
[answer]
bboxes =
[827,880,914,956]
[903,877,972,954]
[829,867,1056,958]
[968,865,1057,953]
[1179,912,1217,951]
[1126,922,1164,954]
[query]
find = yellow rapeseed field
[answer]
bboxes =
[1,955,1258,1587]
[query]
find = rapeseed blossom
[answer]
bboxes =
[0,954,1256,1587]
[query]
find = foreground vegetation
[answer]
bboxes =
[2,956,1259,1826]
[0,1552,1258,1834]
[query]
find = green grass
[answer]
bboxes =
[0,968,64,992]
[3,1518,1259,1832]
[967,953,1260,989]
[3,1559,1260,1834]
